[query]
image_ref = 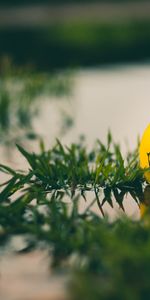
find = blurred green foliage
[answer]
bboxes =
[70,218,150,300]
[1,21,150,70]
[0,59,73,144]
[0,0,149,6]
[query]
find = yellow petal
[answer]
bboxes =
[140,203,147,217]
[139,124,150,182]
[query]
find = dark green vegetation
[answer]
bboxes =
[71,219,150,300]
[0,135,144,246]
[1,21,150,70]
[1,134,150,299]
[0,133,144,220]
[0,60,72,144]
[1,2,150,297]
[0,135,150,299]
[0,0,148,6]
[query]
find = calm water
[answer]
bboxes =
[31,63,150,150]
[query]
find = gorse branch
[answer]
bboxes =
[0,135,144,214]
[0,135,150,300]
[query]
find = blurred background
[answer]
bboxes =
[0,0,150,151]
[0,1,150,299]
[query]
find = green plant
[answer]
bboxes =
[0,59,73,144]
[1,21,150,70]
[0,133,144,214]
[70,217,150,300]
[0,134,144,246]
[0,135,149,299]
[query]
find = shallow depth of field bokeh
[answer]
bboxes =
[0,1,150,300]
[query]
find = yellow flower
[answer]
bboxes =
[139,125,150,216]
[139,124,150,182]
[140,203,147,218]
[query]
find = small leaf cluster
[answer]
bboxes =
[0,135,145,246]
[0,134,144,213]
